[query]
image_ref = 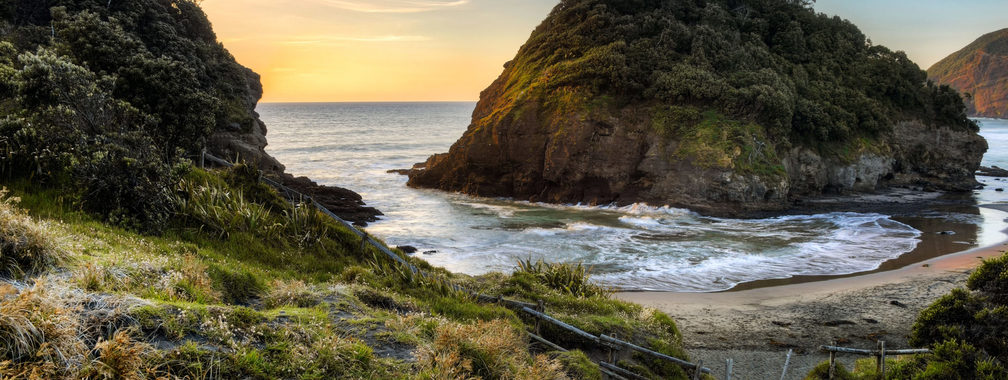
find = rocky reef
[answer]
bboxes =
[408,0,987,216]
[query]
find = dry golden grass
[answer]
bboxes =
[0,188,67,278]
[89,330,153,380]
[0,280,86,378]
[416,318,568,380]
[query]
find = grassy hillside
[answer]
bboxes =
[928,28,1008,118]
[0,164,694,379]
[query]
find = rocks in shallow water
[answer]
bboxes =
[937,230,957,235]
[890,300,908,308]
[270,173,383,226]
[978,166,1008,177]
[997,188,1005,192]
[422,250,438,255]
[396,245,418,254]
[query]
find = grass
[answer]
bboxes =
[0,166,696,379]
[0,188,68,278]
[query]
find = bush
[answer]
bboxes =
[416,319,566,379]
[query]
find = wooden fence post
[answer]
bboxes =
[199,147,205,168]
[877,340,886,377]
[829,341,837,379]
[692,360,703,380]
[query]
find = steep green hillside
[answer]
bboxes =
[928,28,1008,118]
[409,0,985,214]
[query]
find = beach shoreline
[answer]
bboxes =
[615,203,1008,378]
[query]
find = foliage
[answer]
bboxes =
[0,0,265,230]
[910,254,1008,364]
[494,0,976,157]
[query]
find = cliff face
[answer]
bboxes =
[928,28,1008,119]
[408,0,986,215]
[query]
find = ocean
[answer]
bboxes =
[258,102,1008,292]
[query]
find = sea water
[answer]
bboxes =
[258,103,1007,292]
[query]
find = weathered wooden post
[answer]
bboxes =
[877,340,886,377]
[692,360,703,380]
[608,333,616,364]
[726,358,734,380]
[535,299,544,336]
[199,147,206,168]
[828,341,837,379]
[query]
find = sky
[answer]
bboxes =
[200,0,1008,103]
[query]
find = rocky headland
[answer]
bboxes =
[408,1,987,216]
[928,28,1008,119]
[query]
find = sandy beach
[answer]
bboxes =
[617,204,1008,379]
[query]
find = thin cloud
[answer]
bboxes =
[314,0,469,13]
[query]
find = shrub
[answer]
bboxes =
[966,254,1008,302]
[0,188,65,278]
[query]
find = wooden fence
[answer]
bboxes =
[819,341,930,379]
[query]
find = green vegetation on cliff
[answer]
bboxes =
[409,0,983,211]
[0,0,263,231]
[500,0,975,144]
[928,28,1008,118]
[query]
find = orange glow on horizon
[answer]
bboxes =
[200,0,557,102]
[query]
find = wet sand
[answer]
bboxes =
[616,204,1008,379]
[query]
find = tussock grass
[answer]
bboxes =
[262,279,321,309]
[89,329,153,380]
[515,259,610,299]
[0,188,67,278]
[416,318,567,380]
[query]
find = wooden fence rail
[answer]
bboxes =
[820,340,930,379]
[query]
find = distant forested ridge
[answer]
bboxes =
[409,0,987,215]
[0,0,283,229]
[928,28,1008,119]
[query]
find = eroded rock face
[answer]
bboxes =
[408,103,986,216]
[206,69,285,174]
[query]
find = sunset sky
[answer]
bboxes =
[200,0,1008,103]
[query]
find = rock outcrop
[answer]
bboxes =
[928,28,1008,119]
[408,0,987,216]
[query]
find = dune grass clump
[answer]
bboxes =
[0,188,66,278]
[515,259,611,299]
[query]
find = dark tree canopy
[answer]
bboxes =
[0,0,264,230]
[507,0,975,145]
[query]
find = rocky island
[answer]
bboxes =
[408,0,988,216]
[928,28,1008,119]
